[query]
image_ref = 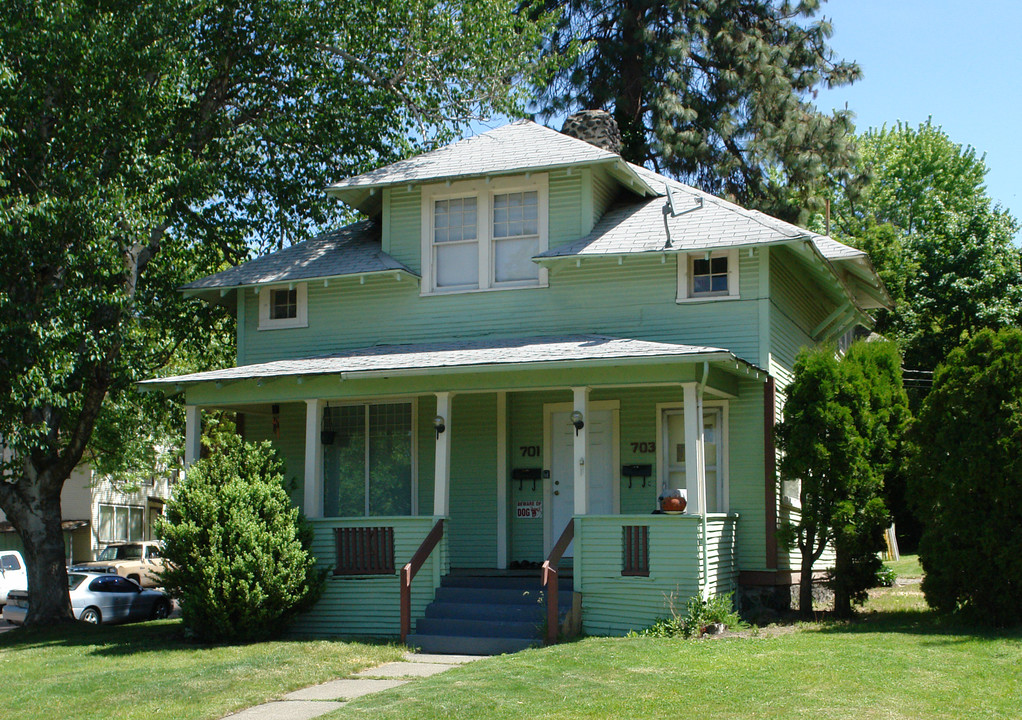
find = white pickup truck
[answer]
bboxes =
[0,550,28,607]
[71,542,166,588]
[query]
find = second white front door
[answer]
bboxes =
[549,409,614,557]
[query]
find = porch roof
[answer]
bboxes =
[141,334,762,388]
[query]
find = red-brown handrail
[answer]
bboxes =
[400,518,445,643]
[541,518,574,645]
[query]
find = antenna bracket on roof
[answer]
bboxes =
[664,184,703,217]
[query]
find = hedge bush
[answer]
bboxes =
[159,433,324,641]
[910,328,1022,625]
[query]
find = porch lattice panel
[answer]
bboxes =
[334,526,395,575]
[622,525,650,577]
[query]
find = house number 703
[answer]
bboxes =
[520,445,540,457]
[631,442,656,453]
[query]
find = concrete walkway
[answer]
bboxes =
[225,653,485,720]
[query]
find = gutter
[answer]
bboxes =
[698,360,711,601]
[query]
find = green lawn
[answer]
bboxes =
[335,572,1022,720]
[886,553,924,580]
[0,621,405,720]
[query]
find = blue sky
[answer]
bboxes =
[815,0,1022,228]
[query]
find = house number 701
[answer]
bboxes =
[520,445,540,457]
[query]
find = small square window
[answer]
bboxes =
[679,250,738,302]
[270,288,297,320]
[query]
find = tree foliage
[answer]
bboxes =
[159,433,322,642]
[530,0,861,222]
[776,342,893,617]
[909,328,1022,625]
[829,120,1022,375]
[0,0,552,624]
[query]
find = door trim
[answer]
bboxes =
[542,400,620,555]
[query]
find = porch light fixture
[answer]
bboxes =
[433,415,446,439]
[570,410,584,436]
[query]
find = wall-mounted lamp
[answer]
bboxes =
[433,415,446,439]
[570,410,584,436]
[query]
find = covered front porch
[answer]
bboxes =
[157,335,766,639]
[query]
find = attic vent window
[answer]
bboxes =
[258,282,308,330]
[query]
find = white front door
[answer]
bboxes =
[549,409,614,557]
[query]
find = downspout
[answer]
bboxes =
[698,361,711,601]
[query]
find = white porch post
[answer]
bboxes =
[682,384,705,516]
[184,405,201,469]
[433,392,452,517]
[304,399,325,518]
[572,386,590,516]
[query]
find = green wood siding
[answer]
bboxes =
[242,402,307,508]
[447,393,499,568]
[290,517,447,637]
[238,255,763,366]
[728,379,767,571]
[385,185,423,272]
[590,166,617,226]
[548,170,584,250]
[575,514,737,636]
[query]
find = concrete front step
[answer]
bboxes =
[415,616,540,639]
[406,633,539,656]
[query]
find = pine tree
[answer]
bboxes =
[530,0,861,222]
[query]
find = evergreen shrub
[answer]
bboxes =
[158,433,324,641]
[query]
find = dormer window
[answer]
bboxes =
[677,250,739,302]
[422,175,548,294]
[258,282,308,330]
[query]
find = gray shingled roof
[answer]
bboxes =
[326,121,657,214]
[141,334,747,387]
[537,162,866,262]
[182,221,416,291]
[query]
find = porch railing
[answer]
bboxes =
[400,518,445,644]
[541,518,574,645]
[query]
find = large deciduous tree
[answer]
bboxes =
[829,120,1022,376]
[529,0,861,222]
[0,0,551,625]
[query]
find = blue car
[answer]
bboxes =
[3,572,172,625]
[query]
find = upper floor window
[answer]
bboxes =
[258,282,308,330]
[422,175,548,294]
[677,249,739,302]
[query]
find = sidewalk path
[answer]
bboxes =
[225,653,485,720]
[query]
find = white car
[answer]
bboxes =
[0,551,28,607]
[3,572,172,625]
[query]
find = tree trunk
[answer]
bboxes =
[832,548,853,619]
[798,547,816,617]
[2,473,75,625]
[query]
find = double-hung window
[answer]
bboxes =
[676,249,739,302]
[422,175,548,294]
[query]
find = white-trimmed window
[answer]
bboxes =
[258,282,308,330]
[421,175,548,294]
[98,504,144,543]
[322,401,416,517]
[658,404,729,514]
[677,249,739,302]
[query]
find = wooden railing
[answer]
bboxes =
[541,518,574,645]
[399,518,444,644]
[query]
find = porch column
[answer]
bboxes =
[304,399,325,518]
[573,386,590,515]
[682,384,706,515]
[433,392,452,517]
[184,405,201,469]
[496,392,508,569]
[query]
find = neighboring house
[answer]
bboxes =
[143,115,890,646]
[0,461,174,563]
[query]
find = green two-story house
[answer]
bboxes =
[144,116,890,652]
